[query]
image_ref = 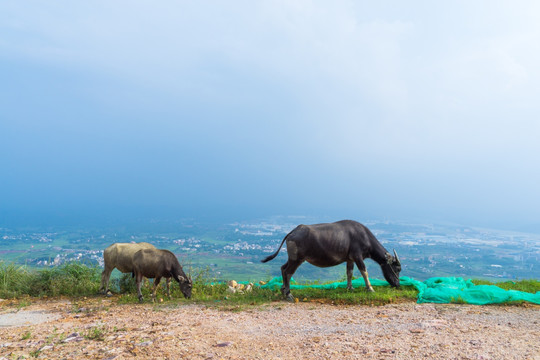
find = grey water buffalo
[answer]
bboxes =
[132,248,192,302]
[261,220,401,301]
[99,242,157,295]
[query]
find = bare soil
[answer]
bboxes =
[0,297,539,359]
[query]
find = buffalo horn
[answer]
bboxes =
[393,249,400,265]
[178,275,186,282]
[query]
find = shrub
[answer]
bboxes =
[0,261,34,298]
[0,261,101,298]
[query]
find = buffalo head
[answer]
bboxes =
[177,275,193,299]
[382,249,401,288]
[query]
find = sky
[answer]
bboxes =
[1,1,540,229]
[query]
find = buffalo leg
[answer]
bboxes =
[136,273,145,302]
[151,277,162,302]
[165,278,171,298]
[280,261,289,296]
[280,260,302,301]
[99,266,113,294]
[354,257,374,292]
[346,261,354,290]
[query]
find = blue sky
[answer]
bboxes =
[1,1,540,228]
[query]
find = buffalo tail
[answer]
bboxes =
[261,233,289,263]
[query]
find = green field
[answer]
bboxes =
[1,220,539,283]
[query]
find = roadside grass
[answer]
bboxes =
[114,274,419,307]
[1,261,538,308]
[472,279,540,293]
[31,262,101,297]
[115,280,418,308]
[0,261,101,298]
[289,285,418,305]
[0,262,33,298]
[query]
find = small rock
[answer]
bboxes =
[63,334,84,343]
[227,280,238,288]
[226,286,237,294]
[469,340,481,347]
[421,319,448,329]
[137,341,153,347]
[215,341,233,347]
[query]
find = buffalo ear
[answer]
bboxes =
[177,275,186,282]
[385,252,393,264]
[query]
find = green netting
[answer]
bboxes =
[257,276,540,305]
[258,276,390,290]
[405,276,540,305]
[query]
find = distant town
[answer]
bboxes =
[1,218,539,282]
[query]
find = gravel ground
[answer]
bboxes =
[0,298,539,359]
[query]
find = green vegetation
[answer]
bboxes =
[450,295,467,304]
[1,261,538,308]
[84,325,107,341]
[472,279,540,293]
[0,261,101,298]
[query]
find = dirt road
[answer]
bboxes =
[1,297,539,359]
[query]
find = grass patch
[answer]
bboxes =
[84,325,107,341]
[117,278,418,308]
[0,262,33,298]
[450,295,467,304]
[1,260,538,308]
[472,279,540,293]
[0,261,101,298]
[31,262,101,297]
[288,285,418,305]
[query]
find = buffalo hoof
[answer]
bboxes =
[285,293,295,302]
[138,297,144,303]
[346,286,353,291]
[366,287,375,292]
[106,290,113,297]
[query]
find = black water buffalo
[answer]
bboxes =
[132,248,192,302]
[261,220,401,301]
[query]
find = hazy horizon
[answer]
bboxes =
[2,2,540,232]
